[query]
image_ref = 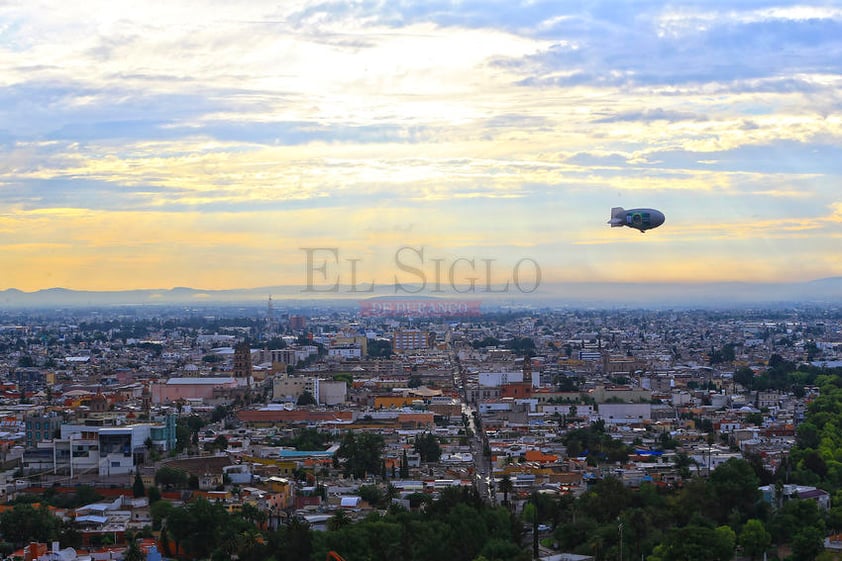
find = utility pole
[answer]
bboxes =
[618,521,623,561]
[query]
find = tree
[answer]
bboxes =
[175,420,192,452]
[165,505,193,558]
[562,421,631,464]
[155,466,189,489]
[276,516,313,561]
[707,458,761,523]
[210,404,231,423]
[0,504,61,546]
[791,526,825,561]
[132,470,146,498]
[327,509,352,531]
[337,431,385,479]
[385,483,398,505]
[400,449,410,478]
[506,336,536,357]
[144,436,156,457]
[186,414,205,433]
[804,450,828,478]
[358,484,385,508]
[367,339,392,358]
[524,495,540,560]
[159,526,172,557]
[282,427,330,451]
[266,337,287,349]
[769,499,825,546]
[713,525,738,561]
[297,391,317,406]
[709,343,736,365]
[654,525,736,561]
[206,434,229,452]
[579,477,633,524]
[175,414,204,452]
[734,366,755,390]
[180,498,231,559]
[796,421,821,450]
[739,519,771,561]
[147,486,162,504]
[414,432,442,463]
[150,500,174,531]
[498,474,513,507]
[57,520,83,550]
[123,538,144,561]
[231,527,265,561]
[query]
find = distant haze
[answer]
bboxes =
[2,278,841,309]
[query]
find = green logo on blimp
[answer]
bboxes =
[628,212,651,228]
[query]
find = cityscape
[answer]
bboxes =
[3,1,842,561]
[1,301,842,561]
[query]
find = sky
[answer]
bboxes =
[1,1,842,293]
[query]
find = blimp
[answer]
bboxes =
[608,207,665,233]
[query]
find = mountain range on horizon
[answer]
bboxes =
[1,277,841,309]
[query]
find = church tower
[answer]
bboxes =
[233,342,253,387]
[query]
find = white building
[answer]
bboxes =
[597,403,652,425]
[318,380,348,406]
[539,404,596,419]
[478,371,524,387]
[52,424,154,477]
[327,346,363,359]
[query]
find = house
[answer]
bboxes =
[340,495,362,509]
[759,484,831,511]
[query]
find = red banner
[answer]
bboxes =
[359,299,482,317]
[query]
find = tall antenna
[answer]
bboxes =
[266,294,274,332]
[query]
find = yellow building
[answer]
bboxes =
[373,395,415,409]
[264,476,294,508]
[332,334,368,356]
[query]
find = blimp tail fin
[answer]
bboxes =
[608,207,625,227]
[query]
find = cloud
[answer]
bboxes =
[564,152,630,167]
[828,202,842,223]
[1,1,842,289]
[639,141,842,174]
[592,108,708,124]
[495,4,842,89]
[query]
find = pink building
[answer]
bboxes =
[151,377,238,404]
